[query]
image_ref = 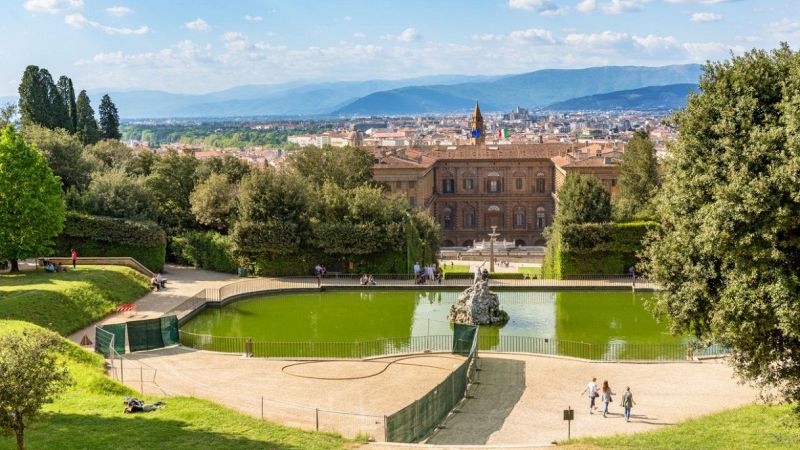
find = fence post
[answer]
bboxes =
[120,354,124,384]
[315,408,319,431]
[140,366,144,395]
[384,415,388,442]
[261,396,264,419]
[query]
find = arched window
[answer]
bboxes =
[513,206,526,229]
[486,205,501,228]
[512,171,526,191]
[463,205,477,228]
[462,170,476,191]
[536,207,546,229]
[486,171,502,193]
[536,172,546,193]
[514,239,526,247]
[442,171,455,194]
[442,207,453,229]
[462,239,474,247]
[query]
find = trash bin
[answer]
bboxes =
[237,266,247,277]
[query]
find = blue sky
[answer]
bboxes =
[0,0,796,95]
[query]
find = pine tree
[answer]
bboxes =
[98,94,121,140]
[57,76,77,133]
[75,90,100,145]
[18,65,50,128]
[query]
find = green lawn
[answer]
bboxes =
[441,264,470,274]
[0,266,150,335]
[562,403,800,449]
[0,320,350,450]
[517,266,541,278]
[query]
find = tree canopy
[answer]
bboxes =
[615,130,659,219]
[22,124,92,192]
[288,145,374,189]
[643,45,800,402]
[75,90,100,145]
[0,126,65,272]
[98,94,121,140]
[555,173,612,226]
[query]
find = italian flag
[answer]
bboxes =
[497,128,508,138]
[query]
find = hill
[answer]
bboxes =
[546,83,699,111]
[335,64,703,116]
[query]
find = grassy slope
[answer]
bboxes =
[563,403,800,450]
[0,320,349,450]
[0,266,150,335]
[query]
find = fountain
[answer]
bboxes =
[448,278,509,326]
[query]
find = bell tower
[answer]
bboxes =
[470,100,485,145]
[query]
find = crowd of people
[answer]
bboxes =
[359,274,376,285]
[582,377,637,422]
[413,262,443,285]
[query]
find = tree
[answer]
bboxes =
[75,90,99,145]
[0,126,65,272]
[0,329,73,450]
[190,173,237,232]
[615,130,659,218]
[145,150,201,233]
[98,94,120,140]
[56,76,77,132]
[288,145,374,189]
[22,124,91,191]
[642,45,800,402]
[0,103,17,128]
[83,139,133,172]
[555,173,612,226]
[73,169,157,221]
[17,66,57,129]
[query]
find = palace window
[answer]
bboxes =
[487,179,501,193]
[396,181,402,189]
[536,172,546,193]
[463,178,474,190]
[465,212,476,227]
[442,207,453,229]
[611,179,617,187]
[536,207,546,229]
[515,178,523,190]
[409,196,416,207]
[408,180,416,188]
[514,211,525,228]
[442,178,455,193]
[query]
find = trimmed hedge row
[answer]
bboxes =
[543,221,655,279]
[172,231,238,273]
[54,212,166,272]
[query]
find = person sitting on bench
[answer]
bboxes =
[150,276,161,291]
[45,262,56,273]
[155,273,166,288]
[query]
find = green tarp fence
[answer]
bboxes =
[385,324,478,442]
[95,323,127,356]
[127,315,178,352]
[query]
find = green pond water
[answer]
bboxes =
[181,290,684,351]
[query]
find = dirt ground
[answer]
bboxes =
[117,347,465,440]
[117,347,759,446]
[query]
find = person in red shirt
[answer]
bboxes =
[70,249,77,269]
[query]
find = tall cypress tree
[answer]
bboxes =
[57,76,77,133]
[75,90,100,145]
[98,94,121,140]
[18,65,49,128]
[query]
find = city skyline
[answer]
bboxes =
[1,0,796,96]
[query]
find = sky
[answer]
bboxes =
[0,0,797,96]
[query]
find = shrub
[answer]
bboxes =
[171,231,237,273]
[54,211,166,272]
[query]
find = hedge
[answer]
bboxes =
[172,231,238,273]
[54,211,167,272]
[543,221,656,279]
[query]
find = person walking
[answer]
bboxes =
[70,248,78,269]
[581,377,599,414]
[601,380,614,418]
[621,386,636,422]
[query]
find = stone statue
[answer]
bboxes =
[448,278,509,325]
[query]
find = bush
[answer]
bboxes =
[54,211,166,272]
[172,231,237,273]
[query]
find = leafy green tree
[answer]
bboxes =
[98,94,120,140]
[232,170,313,261]
[22,125,91,191]
[145,150,200,233]
[615,130,659,218]
[0,329,74,450]
[83,139,133,172]
[555,173,612,226]
[190,173,237,232]
[75,90,99,145]
[643,45,800,402]
[72,169,157,221]
[126,149,156,177]
[0,126,65,272]
[0,103,17,128]
[18,66,60,129]
[288,145,374,189]
[56,76,77,133]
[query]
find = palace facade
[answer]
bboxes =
[368,103,623,247]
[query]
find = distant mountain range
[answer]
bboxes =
[0,64,704,119]
[545,83,699,112]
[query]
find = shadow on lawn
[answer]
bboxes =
[4,411,335,450]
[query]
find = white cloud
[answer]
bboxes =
[633,34,678,50]
[381,28,420,42]
[601,0,649,14]
[105,6,132,16]
[244,15,263,22]
[565,30,628,45]
[24,0,82,14]
[352,32,366,39]
[343,16,352,22]
[472,33,503,42]
[508,28,556,44]
[541,6,569,16]
[185,18,210,32]
[576,0,596,13]
[767,19,800,45]
[508,0,564,15]
[682,41,745,60]
[690,12,722,23]
[665,0,740,3]
[65,13,148,35]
